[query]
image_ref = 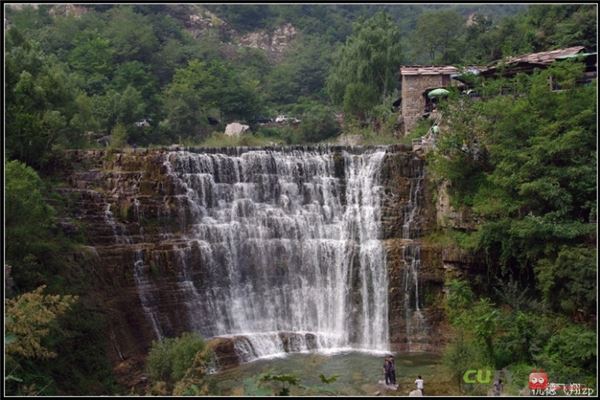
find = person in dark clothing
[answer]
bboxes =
[383,357,392,385]
[493,379,503,396]
[389,355,397,385]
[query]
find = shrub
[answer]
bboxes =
[535,325,597,386]
[299,105,340,143]
[109,123,128,149]
[146,332,209,385]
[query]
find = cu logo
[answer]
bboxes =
[528,370,548,390]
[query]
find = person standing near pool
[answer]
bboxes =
[389,355,396,385]
[383,356,392,385]
[415,375,424,395]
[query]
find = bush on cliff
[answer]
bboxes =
[146,332,213,392]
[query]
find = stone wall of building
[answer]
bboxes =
[401,74,448,134]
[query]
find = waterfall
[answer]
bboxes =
[402,162,426,351]
[134,249,163,341]
[104,203,131,245]
[157,148,389,359]
[105,201,163,341]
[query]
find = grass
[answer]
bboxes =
[333,124,400,146]
[199,133,284,148]
[402,119,433,144]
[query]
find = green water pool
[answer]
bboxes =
[210,351,442,396]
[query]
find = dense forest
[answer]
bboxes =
[431,61,596,392]
[4,3,597,395]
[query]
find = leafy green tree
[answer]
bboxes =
[462,14,497,63]
[162,59,261,140]
[434,61,596,391]
[117,86,146,126]
[525,4,597,51]
[68,35,113,94]
[5,286,77,395]
[104,6,158,63]
[161,60,213,139]
[6,286,77,360]
[6,28,84,167]
[267,35,334,106]
[326,12,402,118]
[111,61,158,99]
[412,10,465,64]
[109,123,129,149]
[298,104,341,143]
[442,332,487,393]
[535,246,596,316]
[69,92,101,138]
[342,82,379,120]
[432,62,595,298]
[5,160,55,269]
[209,4,276,32]
[535,325,596,385]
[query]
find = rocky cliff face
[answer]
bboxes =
[181,7,298,62]
[237,23,298,61]
[379,151,447,352]
[47,145,448,378]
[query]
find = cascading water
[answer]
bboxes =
[155,147,389,360]
[401,164,426,351]
[134,249,163,341]
[105,201,164,341]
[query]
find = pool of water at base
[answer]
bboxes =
[210,351,442,396]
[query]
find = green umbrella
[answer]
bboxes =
[427,88,450,98]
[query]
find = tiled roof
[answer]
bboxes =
[400,66,459,75]
[400,47,590,79]
[496,46,586,66]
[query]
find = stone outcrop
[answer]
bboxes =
[238,23,297,60]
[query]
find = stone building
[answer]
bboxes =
[398,66,459,134]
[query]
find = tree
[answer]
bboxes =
[412,10,465,64]
[298,104,341,143]
[104,6,158,63]
[525,4,597,51]
[6,29,81,168]
[326,12,402,118]
[6,286,77,360]
[432,62,595,296]
[5,160,55,268]
[5,286,77,395]
[342,82,379,120]
[116,86,146,126]
[266,35,334,106]
[67,34,114,94]
[109,123,129,149]
[162,59,262,140]
[70,92,101,137]
[535,246,596,317]
[111,61,158,100]
[535,325,596,385]
[433,61,596,391]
